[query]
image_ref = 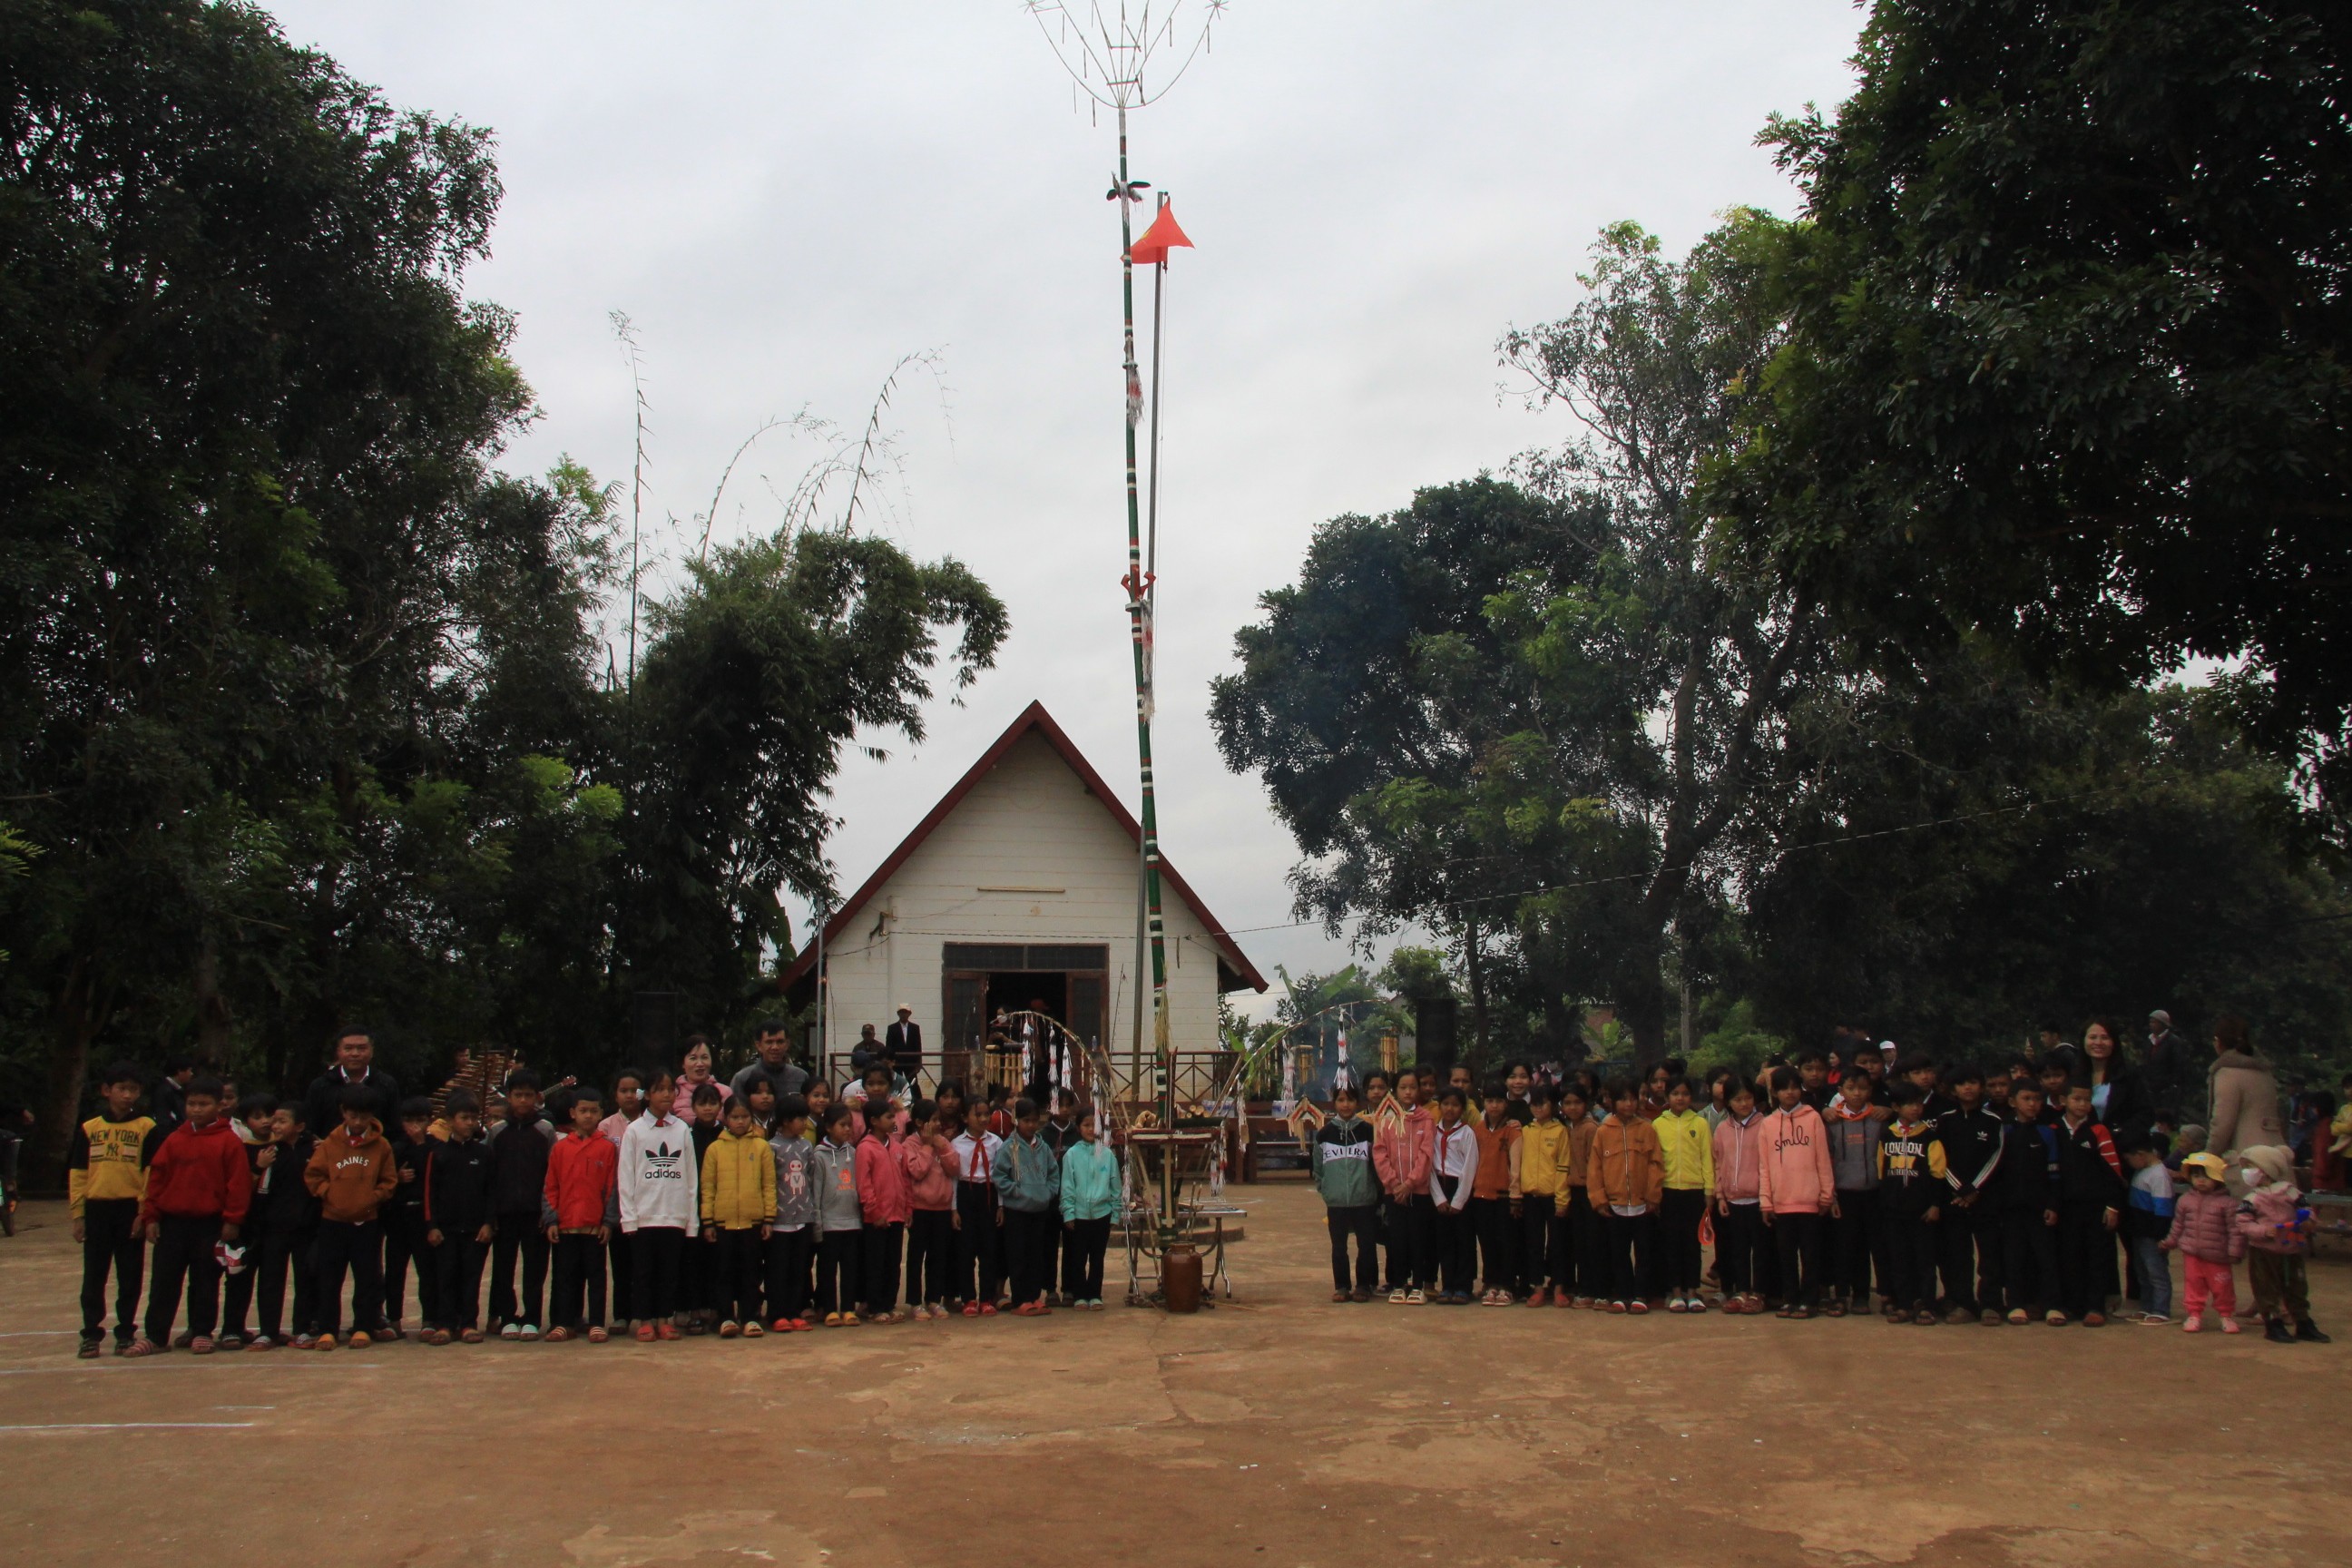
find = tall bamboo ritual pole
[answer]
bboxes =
[1110,105,1176,1239]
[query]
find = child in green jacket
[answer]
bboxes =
[1312,1083,1380,1301]
[1057,1110,1122,1309]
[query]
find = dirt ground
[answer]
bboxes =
[1,1183,2343,1567]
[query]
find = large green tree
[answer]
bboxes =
[0,2,1008,1179]
[1715,2,2352,808]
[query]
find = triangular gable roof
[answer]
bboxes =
[777,701,1268,994]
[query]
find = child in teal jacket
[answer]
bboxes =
[1058,1110,1122,1309]
[992,1100,1061,1313]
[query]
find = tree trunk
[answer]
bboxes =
[1463,916,1490,1067]
[191,931,232,1066]
[31,959,107,1193]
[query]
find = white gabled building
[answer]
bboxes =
[779,701,1266,1083]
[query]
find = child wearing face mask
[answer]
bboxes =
[2233,1145,2329,1345]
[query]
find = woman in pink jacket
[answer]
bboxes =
[1757,1067,1836,1318]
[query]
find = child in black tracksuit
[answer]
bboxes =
[382,1098,438,1338]
[244,1102,319,1348]
[1993,1083,2062,1322]
[1875,1086,1947,1321]
[424,1088,495,1342]
[2053,1084,2126,1326]
[484,1073,556,1338]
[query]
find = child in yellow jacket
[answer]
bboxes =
[1653,1077,1716,1312]
[700,1099,777,1336]
[1517,1085,1573,1305]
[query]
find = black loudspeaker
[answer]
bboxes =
[631,991,681,1067]
[1415,995,1457,1082]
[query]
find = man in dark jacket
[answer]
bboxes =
[2141,1010,2197,1122]
[301,1028,401,1148]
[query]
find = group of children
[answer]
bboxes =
[67,1057,1124,1357]
[1307,1054,2330,1345]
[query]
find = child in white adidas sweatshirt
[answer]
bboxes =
[618,1086,700,1342]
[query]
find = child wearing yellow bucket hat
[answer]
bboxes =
[2161,1153,2244,1334]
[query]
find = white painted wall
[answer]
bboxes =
[820,731,1239,1078]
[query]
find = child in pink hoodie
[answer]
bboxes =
[1711,1080,1769,1312]
[898,1100,957,1321]
[1757,1067,1835,1318]
[1372,1074,1436,1303]
[854,1101,910,1323]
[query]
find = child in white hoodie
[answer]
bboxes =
[618,1074,699,1343]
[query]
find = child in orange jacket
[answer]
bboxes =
[302,1083,399,1349]
[1586,1079,1664,1313]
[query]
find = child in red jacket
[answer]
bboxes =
[129,1074,253,1357]
[856,1098,910,1323]
[544,1087,622,1342]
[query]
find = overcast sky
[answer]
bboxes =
[262,1,1865,1014]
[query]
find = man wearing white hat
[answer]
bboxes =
[886,1005,922,1080]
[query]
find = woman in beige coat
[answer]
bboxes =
[2205,1014,2284,1160]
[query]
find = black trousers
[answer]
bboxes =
[221,1240,257,1338]
[907,1209,954,1305]
[312,1217,383,1337]
[681,1215,713,1314]
[1434,1205,1477,1296]
[955,1184,1002,1303]
[1519,1200,1559,1290]
[550,1232,608,1330]
[1401,1193,1437,1289]
[382,1207,433,1326]
[1004,1207,1055,1306]
[1469,1196,1514,1292]
[435,1232,488,1330]
[1063,1216,1112,1299]
[2055,1200,2113,1318]
[766,1227,812,1320]
[1602,1209,1653,1303]
[1714,1201,1766,1296]
[145,1212,222,1343]
[1883,1210,1940,1310]
[1326,1204,1379,1293]
[817,1228,859,1315]
[861,1220,904,1312]
[80,1198,144,1343]
[488,1213,547,1328]
[1377,1194,1404,1289]
[710,1228,764,1322]
[1938,1199,2000,1314]
[1039,1206,1063,1298]
[1567,1188,1604,1298]
[1771,1210,1826,1308]
[1658,1188,1707,1293]
[1829,1190,1880,1301]
[2001,1208,2059,1314]
[607,1230,635,1325]
[632,1224,687,1319]
[253,1220,316,1340]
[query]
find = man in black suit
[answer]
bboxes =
[886,1006,922,1078]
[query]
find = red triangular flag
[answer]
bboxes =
[1129,201,1194,266]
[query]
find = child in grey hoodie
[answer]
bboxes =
[811,1103,862,1325]
[767,1095,818,1329]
